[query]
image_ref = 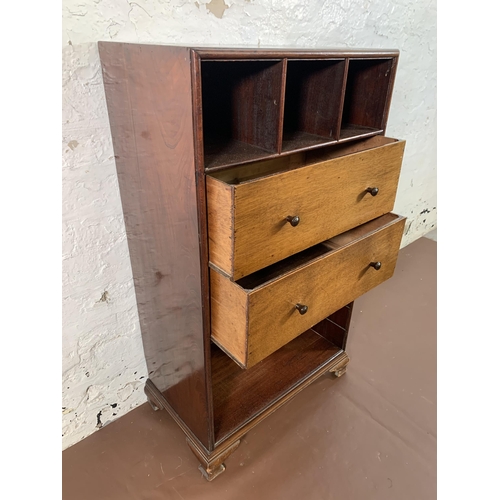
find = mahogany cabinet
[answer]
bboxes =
[98,43,406,481]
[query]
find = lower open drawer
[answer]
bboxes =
[210,213,406,368]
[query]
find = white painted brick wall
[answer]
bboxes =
[62,0,437,449]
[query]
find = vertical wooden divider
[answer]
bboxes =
[276,58,288,155]
[335,58,350,141]
[381,55,399,133]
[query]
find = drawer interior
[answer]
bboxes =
[208,135,399,186]
[232,212,402,291]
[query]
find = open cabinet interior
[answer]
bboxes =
[340,58,394,140]
[282,59,346,152]
[201,60,284,170]
[211,303,352,444]
[200,55,397,171]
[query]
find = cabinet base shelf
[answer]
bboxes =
[145,331,350,481]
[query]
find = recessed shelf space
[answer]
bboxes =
[201,60,284,170]
[282,59,346,152]
[211,328,343,443]
[340,58,394,137]
[201,56,397,173]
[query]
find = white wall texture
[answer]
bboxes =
[62,0,437,449]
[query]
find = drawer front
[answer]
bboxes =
[210,214,406,368]
[208,138,405,280]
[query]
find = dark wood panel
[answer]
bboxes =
[201,60,284,168]
[190,50,216,449]
[194,48,399,60]
[339,125,383,142]
[203,139,277,171]
[98,42,211,448]
[342,58,394,130]
[312,302,354,350]
[204,126,387,173]
[282,130,337,152]
[283,59,346,139]
[211,329,343,442]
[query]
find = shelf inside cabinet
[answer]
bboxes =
[282,59,346,152]
[341,58,394,134]
[201,60,284,170]
[211,328,343,443]
[338,124,383,142]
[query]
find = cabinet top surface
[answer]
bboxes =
[97,42,398,59]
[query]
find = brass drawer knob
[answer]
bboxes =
[286,215,300,227]
[369,261,382,270]
[295,303,308,315]
[365,187,379,196]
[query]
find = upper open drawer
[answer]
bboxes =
[207,135,405,280]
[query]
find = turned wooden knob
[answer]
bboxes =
[295,303,308,315]
[286,215,300,227]
[369,261,382,270]
[365,187,379,196]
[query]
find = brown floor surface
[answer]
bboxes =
[62,236,436,500]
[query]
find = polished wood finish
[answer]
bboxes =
[211,330,348,443]
[342,58,395,133]
[210,214,406,367]
[201,60,285,169]
[98,42,211,447]
[193,48,399,59]
[282,59,346,149]
[207,136,405,279]
[186,436,241,482]
[146,334,351,455]
[99,43,405,481]
[195,49,399,170]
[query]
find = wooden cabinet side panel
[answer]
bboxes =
[98,42,211,447]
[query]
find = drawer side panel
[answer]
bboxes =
[207,176,234,275]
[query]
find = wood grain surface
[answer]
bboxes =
[207,136,405,279]
[342,58,394,130]
[283,59,346,139]
[211,329,344,442]
[210,267,248,367]
[246,213,405,366]
[98,42,211,447]
[210,214,405,367]
[206,176,233,275]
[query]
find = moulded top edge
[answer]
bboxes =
[192,48,399,59]
[96,42,398,58]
